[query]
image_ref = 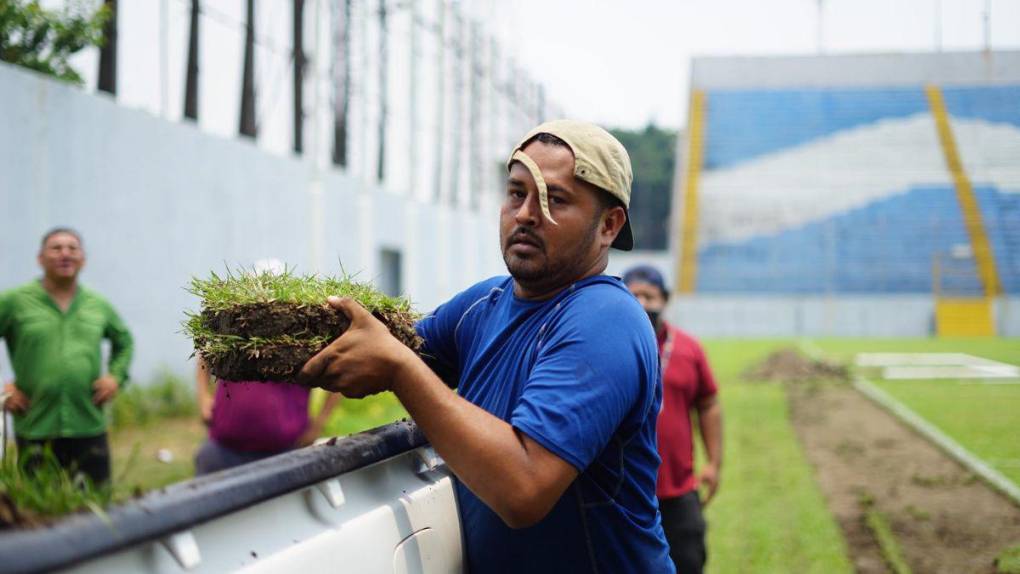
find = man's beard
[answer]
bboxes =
[502,217,601,288]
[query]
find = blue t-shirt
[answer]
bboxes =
[416,275,674,574]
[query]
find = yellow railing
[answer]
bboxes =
[926,85,1001,297]
[676,90,706,294]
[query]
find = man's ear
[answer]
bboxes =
[601,206,627,246]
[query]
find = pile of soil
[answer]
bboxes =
[743,348,850,384]
[195,301,422,382]
[789,384,1020,573]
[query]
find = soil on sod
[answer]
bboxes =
[187,271,422,382]
[788,383,1020,573]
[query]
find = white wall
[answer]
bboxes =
[0,62,506,382]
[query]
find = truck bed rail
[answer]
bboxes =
[0,421,441,574]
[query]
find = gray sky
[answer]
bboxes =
[492,0,1020,129]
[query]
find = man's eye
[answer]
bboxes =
[550,195,567,205]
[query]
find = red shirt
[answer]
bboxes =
[655,322,718,499]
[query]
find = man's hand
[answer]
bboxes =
[296,297,418,397]
[698,463,720,506]
[2,382,29,414]
[92,374,119,405]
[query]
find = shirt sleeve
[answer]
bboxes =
[693,339,718,400]
[0,291,10,375]
[0,290,10,340]
[511,306,650,472]
[415,281,500,388]
[103,302,134,386]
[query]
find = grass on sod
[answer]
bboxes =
[187,268,415,314]
[814,338,1020,487]
[184,268,421,381]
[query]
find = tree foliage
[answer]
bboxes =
[610,124,678,250]
[0,0,108,85]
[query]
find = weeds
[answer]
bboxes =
[0,447,111,528]
[109,370,196,429]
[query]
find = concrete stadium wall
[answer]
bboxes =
[0,62,506,383]
[666,295,1020,338]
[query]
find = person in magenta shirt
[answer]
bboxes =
[624,264,724,574]
[193,358,341,475]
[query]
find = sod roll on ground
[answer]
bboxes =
[185,269,422,383]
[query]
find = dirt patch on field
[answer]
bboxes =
[789,383,1020,573]
[743,348,850,383]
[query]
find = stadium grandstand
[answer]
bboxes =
[672,50,1020,337]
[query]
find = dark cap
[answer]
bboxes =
[622,264,668,296]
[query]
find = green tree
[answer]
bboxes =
[611,124,678,250]
[0,0,108,85]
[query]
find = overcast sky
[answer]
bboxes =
[492,0,1020,129]
[67,0,1020,145]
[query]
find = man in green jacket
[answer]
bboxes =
[0,228,133,485]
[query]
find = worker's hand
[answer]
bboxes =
[698,463,720,506]
[2,382,30,414]
[297,297,418,398]
[92,374,120,405]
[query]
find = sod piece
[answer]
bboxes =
[185,269,422,382]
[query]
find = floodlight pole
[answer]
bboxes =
[816,0,825,54]
[934,0,942,52]
[982,0,991,53]
[160,0,169,117]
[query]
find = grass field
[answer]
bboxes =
[701,340,854,574]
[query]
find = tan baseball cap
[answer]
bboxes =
[507,119,635,251]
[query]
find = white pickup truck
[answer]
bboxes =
[0,422,463,574]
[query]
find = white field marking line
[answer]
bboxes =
[853,377,1020,508]
[882,365,1020,380]
[856,353,1020,381]
[855,353,1005,367]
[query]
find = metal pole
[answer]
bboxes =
[160,0,169,117]
[294,0,306,154]
[982,0,991,52]
[309,0,324,272]
[934,0,942,52]
[816,0,824,54]
[449,3,463,206]
[432,0,446,203]
[408,0,418,197]
[0,392,9,462]
[377,0,388,183]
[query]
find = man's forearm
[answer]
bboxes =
[698,401,723,468]
[313,392,342,427]
[391,357,573,527]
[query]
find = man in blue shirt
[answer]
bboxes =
[299,120,674,573]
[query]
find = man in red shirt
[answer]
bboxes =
[624,265,723,574]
